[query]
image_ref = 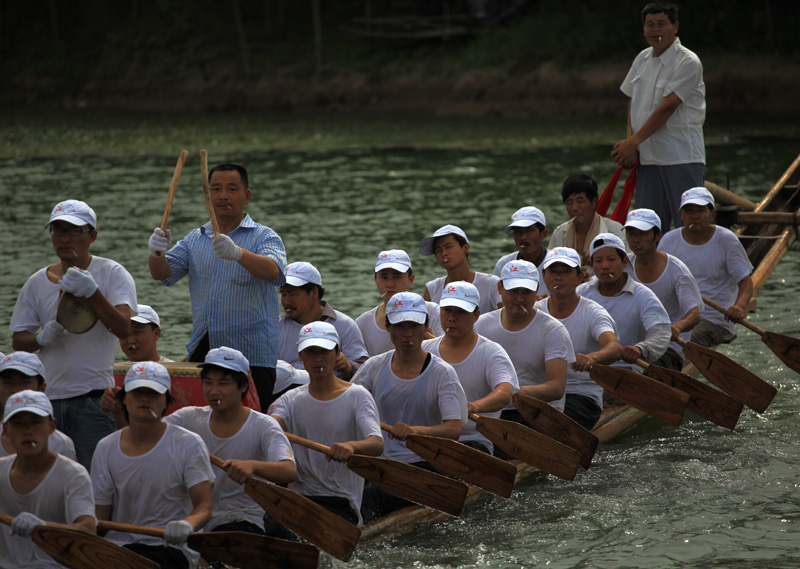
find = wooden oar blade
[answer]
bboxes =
[589,365,689,427]
[682,341,777,413]
[243,479,360,562]
[347,455,467,517]
[511,393,599,470]
[643,365,743,430]
[187,531,319,569]
[33,526,158,569]
[762,330,800,375]
[404,434,516,498]
[473,416,581,481]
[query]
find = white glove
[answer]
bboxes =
[36,320,68,347]
[164,520,194,546]
[212,234,242,261]
[149,228,172,256]
[60,267,98,298]
[11,512,45,538]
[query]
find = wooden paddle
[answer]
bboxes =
[0,513,157,569]
[635,359,743,430]
[285,432,467,517]
[589,364,690,427]
[200,149,220,236]
[379,422,516,498]
[511,393,599,470]
[97,521,318,569]
[209,454,359,561]
[702,294,800,375]
[675,338,777,413]
[153,149,189,256]
[467,412,581,481]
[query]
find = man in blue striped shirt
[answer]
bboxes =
[148,163,287,408]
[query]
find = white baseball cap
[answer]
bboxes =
[274,360,310,394]
[285,262,322,287]
[199,347,250,375]
[124,361,171,394]
[680,187,715,209]
[386,292,428,325]
[500,260,539,291]
[375,249,412,273]
[589,233,627,258]
[504,206,547,234]
[46,200,97,229]
[131,304,161,327]
[440,281,480,312]
[624,208,662,231]
[3,390,53,423]
[298,321,340,352]
[542,247,582,270]
[419,225,469,256]
[0,352,46,380]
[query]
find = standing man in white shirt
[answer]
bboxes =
[536,248,623,429]
[278,261,369,380]
[658,187,753,347]
[624,208,702,369]
[612,2,706,229]
[493,206,550,297]
[10,199,137,469]
[422,281,519,454]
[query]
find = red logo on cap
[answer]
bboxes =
[380,253,389,259]
[446,285,456,293]
[54,205,63,212]
[393,299,403,306]
[133,365,144,373]
[303,327,313,334]
[510,265,518,272]
[10,395,23,406]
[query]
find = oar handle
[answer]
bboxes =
[701,295,765,335]
[200,149,221,236]
[161,149,189,231]
[285,432,331,455]
[98,520,165,538]
[635,358,650,369]
[468,412,480,423]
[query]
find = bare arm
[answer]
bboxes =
[90,298,131,340]
[612,92,683,165]
[519,358,567,402]
[236,249,282,281]
[727,275,754,323]
[422,287,432,302]
[671,306,701,339]
[95,504,113,523]
[468,382,512,414]
[573,331,623,372]
[329,434,384,462]
[45,514,96,535]
[223,458,297,485]
[183,481,213,532]
[149,254,172,281]
[390,418,461,441]
[12,330,40,352]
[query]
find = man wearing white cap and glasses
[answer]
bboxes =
[0,352,75,460]
[270,322,383,528]
[92,361,214,569]
[353,292,467,520]
[119,304,174,363]
[278,261,368,382]
[535,248,623,428]
[475,261,575,432]
[493,207,551,297]
[658,187,754,348]
[148,163,287,411]
[420,224,502,314]
[166,347,296,540]
[0,390,96,569]
[577,233,671,383]
[356,249,443,356]
[10,199,137,470]
[625,208,703,369]
[421,281,519,454]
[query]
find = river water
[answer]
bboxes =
[0,115,798,568]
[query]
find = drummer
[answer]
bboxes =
[9,199,137,470]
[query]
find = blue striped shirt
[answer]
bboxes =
[162,215,286,367]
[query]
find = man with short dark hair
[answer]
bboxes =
[278,261,368,381]
[493,206,550,296]
[148,163,287,407]
[11,199,137,469]
[612,2,706,230]
[550,174,628,267]
[658,188,753,347]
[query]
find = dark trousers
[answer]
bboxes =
[123,543,188,569]
[563,393,602,430]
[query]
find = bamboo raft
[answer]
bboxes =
[359,152,800,543]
